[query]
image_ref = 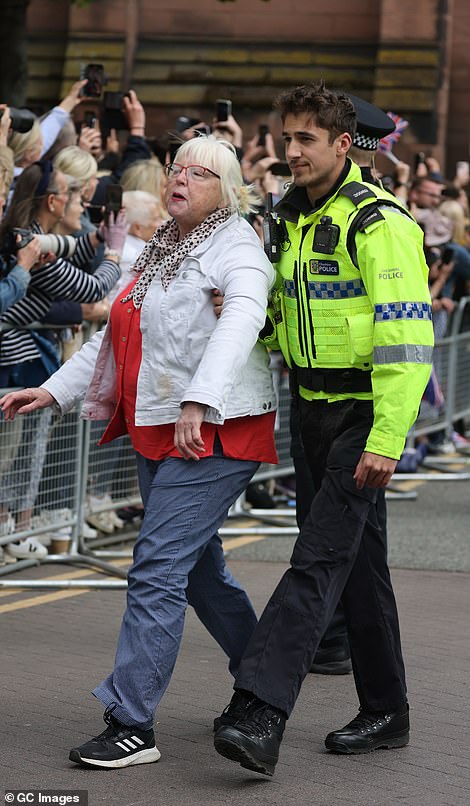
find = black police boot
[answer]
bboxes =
[213,690,254,732]
[214,698,286,776]
[310,642,352,675]
[324,706,410,754]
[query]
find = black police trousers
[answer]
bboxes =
[235,397,407,717]
[291,397,349,653]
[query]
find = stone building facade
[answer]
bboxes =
[25,0,469,175]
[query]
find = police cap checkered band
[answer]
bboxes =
[353,132,380,150]
[345,93,396,151]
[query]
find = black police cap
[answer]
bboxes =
[347,94,396,151]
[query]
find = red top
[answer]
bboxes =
[100,289,278,464]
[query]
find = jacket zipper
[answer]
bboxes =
[295,226,313,365]
[303,261,316,360]
[293,258,305,357]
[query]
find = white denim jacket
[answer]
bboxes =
[43,215,277,424]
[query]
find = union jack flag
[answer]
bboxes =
[378,113,409,153]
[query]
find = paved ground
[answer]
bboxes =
[1,468,469,806]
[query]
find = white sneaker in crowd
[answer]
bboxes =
[0,514,17,566]
[31,508,74,547]
[87,495,124,535]
[4,537,48,561]
[109,510,125,530]
[81,520,98,539]
[0,545,18,566]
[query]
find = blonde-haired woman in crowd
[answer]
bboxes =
[7,80,86,202]
[53,145,99,207]
[120,157,167,219]
[8,120,43,181]
[438,198,468,246]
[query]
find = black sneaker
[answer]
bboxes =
[69,705,161,768]
[213,690,253,732]
[214,699,286,776]
[324,706,410,754]
[310,643,352,675]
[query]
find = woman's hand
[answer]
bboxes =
[78,123,102,158]
[123,90,145,136]
[0,388,56,420]
[105,127,120,154]
[174,402,207,460]
[16,234,41,272]
[58,79,88,113]
[212,114,243,148]
[81,300,110,322]
[101,209,128,253]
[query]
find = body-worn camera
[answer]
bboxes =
[312,216,340,255]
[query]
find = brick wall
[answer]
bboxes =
[25,0,468,174]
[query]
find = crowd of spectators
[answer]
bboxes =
[0,82,469,562]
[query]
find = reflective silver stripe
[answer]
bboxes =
[307,278,366,300]
[373,344,433,364]
[378,204,411,220]
[375,301,432,321]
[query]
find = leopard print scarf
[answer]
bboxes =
[121,208,232,309]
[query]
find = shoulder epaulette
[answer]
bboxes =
[339,181,378,206]
[341,182,414,268]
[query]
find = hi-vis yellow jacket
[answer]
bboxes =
[263,159,434,460]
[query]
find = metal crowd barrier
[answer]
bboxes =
[1,297,470,588]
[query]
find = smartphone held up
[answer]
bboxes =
[104,184,123,225]
[215,99,232,122]
[79,64,106,98]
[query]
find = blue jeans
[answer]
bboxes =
[93,445,259,729]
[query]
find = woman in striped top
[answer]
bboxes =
[0,159,126,559]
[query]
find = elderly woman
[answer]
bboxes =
[1,135,276,768]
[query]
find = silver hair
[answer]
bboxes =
[122,190,160,226]
[173,135,260,215]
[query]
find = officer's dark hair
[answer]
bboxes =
[274,81,356,144]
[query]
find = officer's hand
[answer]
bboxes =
[211,288,224,318]
[354,451,397,490]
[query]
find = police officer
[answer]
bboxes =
[214,81,434,776]
[308,95,397,675]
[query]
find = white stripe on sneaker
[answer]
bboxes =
[78,747,161,768]
[123,738,138,749]
[131,735,145,746]
[116,741,132,752]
